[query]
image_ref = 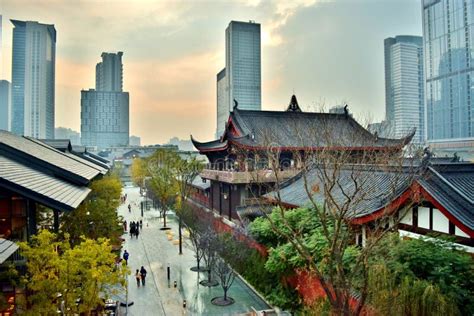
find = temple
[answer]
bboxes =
[191,95,414,220]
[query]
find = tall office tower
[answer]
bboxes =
[10,20,56,139]
[81,52,129,148]
[216,21,261,137]
[384,35,424,143]
[96,52,123,92]
[423,0,474,155]
[216,68,228,137]
[0,80,10,131]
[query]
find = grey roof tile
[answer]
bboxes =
[0,156,91,211]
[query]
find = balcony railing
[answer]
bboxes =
[201,164,300,184]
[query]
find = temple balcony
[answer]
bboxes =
[201,163,300,184]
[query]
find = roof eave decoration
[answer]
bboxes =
[286,95,302,112]
[190,135,229,153]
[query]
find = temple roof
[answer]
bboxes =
[192,96,414,153]
[263,161,474,233]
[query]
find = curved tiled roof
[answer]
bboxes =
[0,131,100,184]
[229,108,413,149]
[0,156,91,211]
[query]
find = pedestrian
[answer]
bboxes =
[135,226,140,239]
[123,250,129,265]
[140,266,147,286]
[135,269,141,287]
[128,204,131,213]
[139,220,143,230]
[123,220,127,232]
[130,222,135,238]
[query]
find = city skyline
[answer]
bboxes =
[0,0,421,145]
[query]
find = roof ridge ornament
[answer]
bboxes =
[344,104,349,117]
[233,99,238,110]
[287,94,302,112]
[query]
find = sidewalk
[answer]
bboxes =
[118,185,270,316]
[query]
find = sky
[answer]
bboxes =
[0,0,421,145]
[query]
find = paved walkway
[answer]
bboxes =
[117,185,270,316]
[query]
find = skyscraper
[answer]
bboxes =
[216,68,227,138]
[216,20,261,137]
[0,80,10,131]
[384,35,424,143]
[10,20,56,139]
[96,52,123,92]
[81,52,129,148]
[422,0,474,155]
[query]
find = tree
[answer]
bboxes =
[61,175,123,246]
[19,230,126,315]
[147,149,180,230]
[174,156,203,254]
[180,206,207,272]
[198,228,219,287]
[130,157,148,189]
[239,113,421,315]
[212,257,236,306]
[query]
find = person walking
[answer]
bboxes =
[135,225,140,239]
[128,204,131,213]
[123,250,129,265]
[135,269,141,287]
[140,266,147,286]
[130,222,135,239]
[139,220,143,230]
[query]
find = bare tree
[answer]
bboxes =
[198,228,219,287]
[211,257,236,306]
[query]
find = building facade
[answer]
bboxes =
[215,21,261,138]
[0,80,10,131]
[129,135,141,146]
[226,21,261,111]
[81,52,129,148]
[385,35,424,143]
[81,90,129,148]
[10,20,56,139]
[96,52,123,92]
[216,68,228,137]
[422,0,474,156]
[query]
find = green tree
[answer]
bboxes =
[61,175,123,245]
[130,157,149,188]
[147,149,180,229]
[19,230,126,315]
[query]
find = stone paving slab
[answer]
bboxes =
[117,186,270,316]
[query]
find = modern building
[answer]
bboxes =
[81,52,129,149]
[384,35,424,143]
[216,21,261,137]
[422,0,474,158]
[96,52,123,92]
[55,127,81,145]
[129,135,141,147]
[216,68,228,137]
[0,80,10,131]
[10,20,56,139]
[81,90,129,148]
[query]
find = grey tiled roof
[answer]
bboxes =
[419,165,474,230]
[264,162,474,230]
[265,165,411,219]
[190,175,210,190]
[0,131,100,184]
[0,238,19,264]
[192,107,413,152]
[228,108,413,149]
[40,139,72,152]
[0,156,91,211]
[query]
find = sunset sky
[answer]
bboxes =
[0,0,421,145]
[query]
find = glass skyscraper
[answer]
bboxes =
[0,80,10,131]
[11,20,56,139]
[422,0,474,153]
[384,36,425,143]
[81,52,129,148]
[216,20,261,137]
